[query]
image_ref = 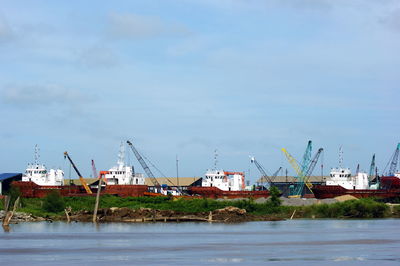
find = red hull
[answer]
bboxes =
[380,176,400,189]
[11,181,148,198]
[312,185,400,199]
[188,186,269,199]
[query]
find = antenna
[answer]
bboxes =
[339,146,343,168]
[34,144,40,164]
[176,155,179,187]
[213,149,218,170]
[117,141,125,168]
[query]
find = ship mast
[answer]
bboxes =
[213,149,218,170]
[34,144,40,165]
[117,141,125,169]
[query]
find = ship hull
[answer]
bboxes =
[12,181,148,198]
[312,185,400,199]
[380,176,400,189]
[188,186,269,199]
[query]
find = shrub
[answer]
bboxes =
[6,186,22,209]
[268,186,282,207]
[43,190,66,213]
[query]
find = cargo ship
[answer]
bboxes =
[312,168,400,199]
[379,143,400,189]
[380,173,400,189]
[188,170,269,199]
[13,144,148,198]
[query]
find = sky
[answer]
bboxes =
[0,0,399,183]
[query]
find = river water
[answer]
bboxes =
[0,219,399,265]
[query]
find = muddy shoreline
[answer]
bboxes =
[2,207,284,224]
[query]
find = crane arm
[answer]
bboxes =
[250,157,272,184]
[64,152,92,194]
[127,140,161,188]
[91,159,98,179]
[303,148,323,191]
[271,167,282,182]
[369,154,375,181]
[281,148,303,177]
[388,143,400,176]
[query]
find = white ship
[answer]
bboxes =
[202,170,245,191]
[22,145,64,186]
[103,142,145,185]
[326,167,374,190]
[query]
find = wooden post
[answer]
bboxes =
[65,206,72,223]
[92,179,103,223]
[2,197,20,226]
[4,196,10,211]
[290,209,296,220]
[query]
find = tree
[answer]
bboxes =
[43,190,65,213]
[268,186,282,207]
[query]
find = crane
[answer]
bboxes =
[91,159,98,179]
[386,143,400,176]
[126,140,161,192]
[303,148,323,192]
[368,154,375,182]
[250,156,281,188]
[64,152,92,194]
[282,147,323,197]
[300,141,312,174]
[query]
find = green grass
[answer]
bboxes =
[299,198,390,218]
[3,195,392,219]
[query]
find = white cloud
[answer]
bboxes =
[380,8,400,31]
[1,84,91,107]
[78,45,119,68]
[107,12,190,39]
[0,14,15,43]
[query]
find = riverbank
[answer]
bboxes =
[2,194,400,223]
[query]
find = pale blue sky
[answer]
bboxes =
[0,0,399,182]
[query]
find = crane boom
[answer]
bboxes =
[250,157,272,184]
[281,148,303,176]
[369,154,375,181]
[91,159,98,179]
[251,156,282,187]
[64,152,92,194]
[282,147,323,197]
[126,140,161,188]
[303,148,323,192]
[388,143,400,176]
[271,167,282,181]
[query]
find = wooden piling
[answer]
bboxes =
[92,179,103,223]
[2,197,20,226]
[65,206,72,223]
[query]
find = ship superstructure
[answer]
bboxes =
[326,168,370,190]
[21,145,64,186]
[103,142,145,185]
[202,170,245,191]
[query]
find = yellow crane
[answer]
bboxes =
[282,148,323,198]
[64,151,93,194]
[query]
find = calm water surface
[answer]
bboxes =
[1,219,399,265]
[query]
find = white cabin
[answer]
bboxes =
[22,163,64,186]
[22,145,64,186]
[326,168,371,190]
[104,166,145,185]
[103,142,145,185]
[202,170,245,191]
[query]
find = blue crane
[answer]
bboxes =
[386,143,400,176]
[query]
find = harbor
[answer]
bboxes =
[1,141,400,201]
